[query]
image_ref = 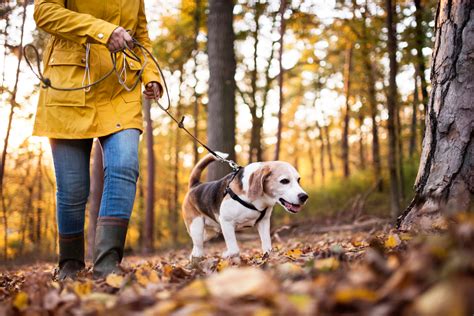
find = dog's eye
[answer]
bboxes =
[280,179,290,184]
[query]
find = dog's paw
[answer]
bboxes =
[222,249,240,259]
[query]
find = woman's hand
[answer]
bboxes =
[107,27,134,52]
[144,82,163,100]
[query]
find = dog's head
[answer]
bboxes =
[247,161,308,214]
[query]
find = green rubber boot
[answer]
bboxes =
[93,217,129,279]
[58,232,85,280]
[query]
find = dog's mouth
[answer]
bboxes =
[279,198,303,214]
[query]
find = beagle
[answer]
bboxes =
[182,153,309,259]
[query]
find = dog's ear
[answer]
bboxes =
[248,166,271,200]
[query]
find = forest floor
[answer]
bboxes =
[1,214,473,315]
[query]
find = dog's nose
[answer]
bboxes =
[298,193,308,203]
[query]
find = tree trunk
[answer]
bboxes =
[398,1,473,231]
[324,124,335,172]
[342,44,354,178]
[396,105,405,200]
[361,2,382,191]
[207,0,236,180]
[171,70,185,244]
[414,0,429,133]
[358,113,366,170]
[143,98,155,253]
[317,124,326,183]
[0,0,28,260]
[409,72,419,158]
[192,0,202,166]
[87,140,103,259]
[385,0,401,218]
[306,132,316,185]
[274,0,287,161]
[36,147,43,245]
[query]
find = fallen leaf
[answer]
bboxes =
[176,279,208,300]
[216,259,230,272]
[384,234,401,249]
[106,273,124,288]
[12,291,28,310]
[314,257,340,271]
[334,287,378,303]
[135,268,160,287]
[285,248,303,260]
[72,280,93,297]
[206,267,277,299]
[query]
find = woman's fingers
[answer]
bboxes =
[107,27,134,52]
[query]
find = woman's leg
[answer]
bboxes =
[93,128,140,277]
[49,138,93,279]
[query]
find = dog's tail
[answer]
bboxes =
[188,152,229,188]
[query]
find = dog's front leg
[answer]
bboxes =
[220,218,240,258]
[257,216,272,254]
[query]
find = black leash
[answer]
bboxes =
[23,38,241,172]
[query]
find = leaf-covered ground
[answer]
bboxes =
[1,214,473,315]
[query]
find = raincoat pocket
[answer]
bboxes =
[45,49,87,107]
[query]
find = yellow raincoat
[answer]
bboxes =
[32,0,163,139]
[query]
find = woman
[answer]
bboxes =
[33,0,163,279]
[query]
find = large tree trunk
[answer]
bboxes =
[341,43,354,178]
[399,1,473,230]
[207,0,236,180]
[87,140,103,259]
[143,98,155,253]
[385,0,401,218]
[274,0,287,161]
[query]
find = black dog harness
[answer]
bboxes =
[223,168,268,226]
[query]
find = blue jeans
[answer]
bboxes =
[50,129,140,235]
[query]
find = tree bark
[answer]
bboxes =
[143,98,155,253]
[385,0,401,218]
[274,0,287,161]
[399,1,473,230]
[207,0,236,180]
[342,43,354,178]
[87,140,103,259]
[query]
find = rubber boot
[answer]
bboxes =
[58,232,85,280]
[93,217,129,279]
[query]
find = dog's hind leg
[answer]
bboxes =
[189,216,205,259]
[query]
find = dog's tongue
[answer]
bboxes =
[284,200,302,213]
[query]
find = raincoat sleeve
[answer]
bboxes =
[134,0,163,88]
[33,0,118,46]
